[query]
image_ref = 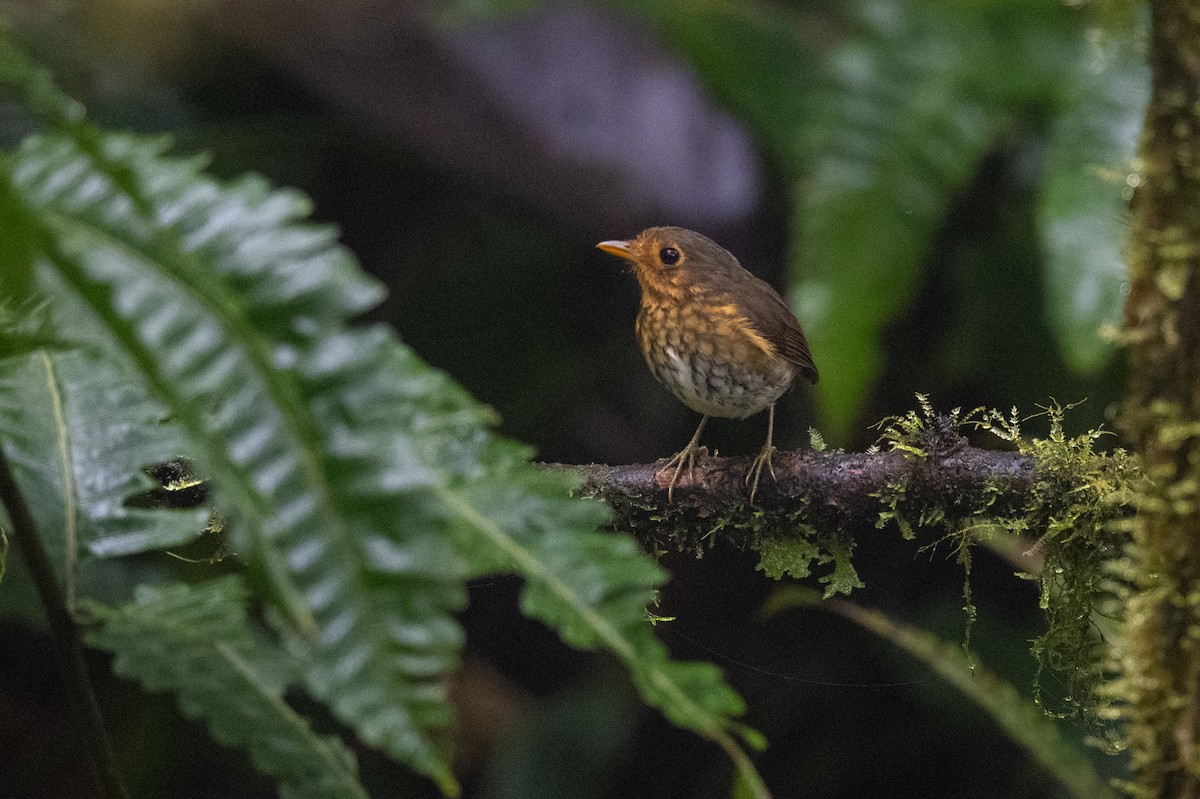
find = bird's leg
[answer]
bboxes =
[746,404,778,503]
[658,415,709,502]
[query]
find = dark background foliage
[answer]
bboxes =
[0,0,1141,796]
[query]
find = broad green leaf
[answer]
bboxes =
[0,349,205,591]
[86,576,369,799]
[1039,35,1147,373]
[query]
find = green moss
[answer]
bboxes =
[754,529,822,580]
[821,538,865,596]
[997,405,1133,723]
[868,397,1134,724]
[751,523,862,597]
[1108,390,1200,789]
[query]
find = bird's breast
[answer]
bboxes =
[636,300,796,419]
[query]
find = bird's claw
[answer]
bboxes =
[746,445,778,504]
[658,445,709,501]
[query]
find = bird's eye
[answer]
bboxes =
[659,247,681,266]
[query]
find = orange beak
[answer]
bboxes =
[596,239,634,260]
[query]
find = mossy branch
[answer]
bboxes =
[570,445,1038,541]
[566,401,1132,563]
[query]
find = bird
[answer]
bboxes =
[597,226,818,503]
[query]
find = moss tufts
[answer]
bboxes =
[878,397,1135,725]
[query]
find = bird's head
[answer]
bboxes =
[596,226,739,297]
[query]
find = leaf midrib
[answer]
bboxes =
[37,349,76,608]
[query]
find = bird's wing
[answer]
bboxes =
[723,273,819,384]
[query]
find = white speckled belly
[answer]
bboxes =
[637,304,795,419]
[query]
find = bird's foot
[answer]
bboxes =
[745,444,778,504]
[658,444,710,502]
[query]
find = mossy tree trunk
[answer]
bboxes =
[1119,1,1200,796]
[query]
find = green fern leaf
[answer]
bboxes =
[321,334,770,790]
[2,62,766,791]
[0,348,206,590]
[4,128,466,790]
[86,576,369,799]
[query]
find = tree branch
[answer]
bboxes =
[556,435,1102,560]
[574,445,1030,520]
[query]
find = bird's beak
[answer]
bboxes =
[596,239,634,260]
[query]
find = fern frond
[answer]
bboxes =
[315,330,771,791]
[86,576,369,799]
[1,42,764,792]
[439,463,768,791]
[0,348,205,595]
[6,127,466,790]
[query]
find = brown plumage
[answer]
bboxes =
[597,226,818,502]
